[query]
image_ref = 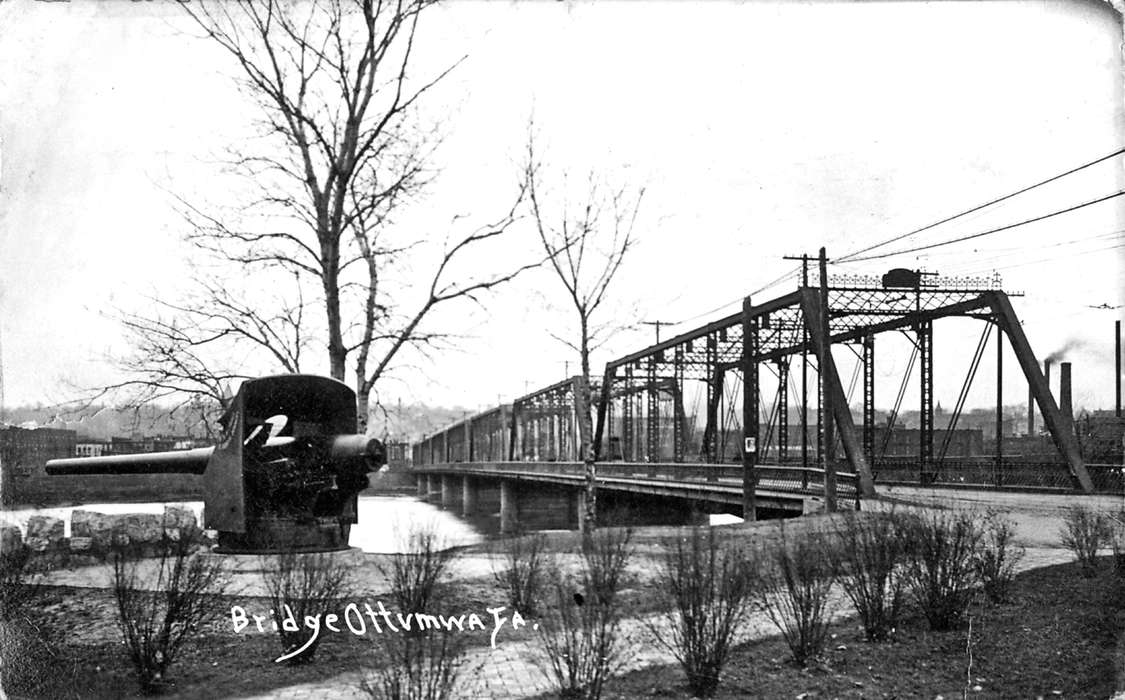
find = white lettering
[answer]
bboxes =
[230,606,248,633]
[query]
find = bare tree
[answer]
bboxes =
[522,132,645,529]
[104,269,309,411]
[111,0,535,430]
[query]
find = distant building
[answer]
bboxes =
[1,426,77,498]
[74,441,108,458]
[105,435,195,455]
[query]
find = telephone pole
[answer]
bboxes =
[0,324,6,424]
[640,320,677,344]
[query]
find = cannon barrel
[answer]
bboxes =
[45,435,385,477]
[46,446,214,476]
[328,434,386,466]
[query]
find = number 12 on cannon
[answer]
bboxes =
[46,375,387,553]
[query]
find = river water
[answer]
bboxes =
[0,495,485,554]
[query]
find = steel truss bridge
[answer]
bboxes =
[412,262,1122,521]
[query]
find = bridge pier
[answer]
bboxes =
[416,475,427,498]
[462,476,478,517]
[440,475,461,510]
[500,480,516,534]
[426,475,440,502]
[495,479,582,534]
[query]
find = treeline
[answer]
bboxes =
[2,401,473,443]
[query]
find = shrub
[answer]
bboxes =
[760,525,835,666]
[1059,506,1112,577]
[901,508,982,631]
[360,629,465,700]
[535,527,634,700]
[974,511,1025,603]
[650,526,756,697]
[490,531,553,616]
[111,530,229,694]
[378,522,458,618]
[830,510,907,642]
[260,550,353,664]
[363,522,465,700]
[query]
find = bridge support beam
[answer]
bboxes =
[441,475,460,510]
[462,476,477,517]
[798,287,878,498]
[988,292,1094,492]
[499,480,516,534]
[416,475,427,498]
[426,475,439,501]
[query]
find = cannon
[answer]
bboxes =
[46,374,386,553]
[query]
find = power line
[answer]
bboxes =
[845,188,1125,263]
[661,148,1125,328]
[835,146,1125,264]
[674,265,803,326]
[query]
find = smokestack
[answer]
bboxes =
[1059,362,1073,427]
[1044,359,1052,394]
[1116,319,1121,419]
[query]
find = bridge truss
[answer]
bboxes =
[414,260,1116,511]
[592,266,1103,501]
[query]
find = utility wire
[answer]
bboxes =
[673,148,1125,326]
[844,189,1125,263]
[674,265,802,326]
[835,146,1125,264]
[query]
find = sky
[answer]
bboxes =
[1,0,1123,422]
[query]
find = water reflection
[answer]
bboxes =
[352,496,484,553]
[0,496,484,554]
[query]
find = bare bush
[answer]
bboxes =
[378,522,459,617]
[974,511,1025,603]
[760,525,836,666]
[111,531,229,694]
[535,527,634,700]
[649,527,757,697]
[362,522,465,700]
[260,550,353,664]
[901,509,982,631]
[491,531,553,616]
[1059,506,1112,578]
[361,630,465,700]
[830,511,907,642]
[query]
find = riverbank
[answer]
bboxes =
[2,505,1121,698]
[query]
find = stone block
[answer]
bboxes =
[162,505,198,532]
[118,513,165,544]
[26,516,64,548]
[68,536,93,552]
[71,510,116,549]
[25,537,49,552]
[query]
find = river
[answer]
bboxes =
[0,495,485,554]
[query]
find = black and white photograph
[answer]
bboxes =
[1,0,1123,697]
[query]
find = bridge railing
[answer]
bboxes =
[411,460,859,498]
[873,456,1124,493]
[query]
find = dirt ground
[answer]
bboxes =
[3,490,1123,699]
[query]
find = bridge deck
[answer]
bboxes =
[412,461,860,511]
